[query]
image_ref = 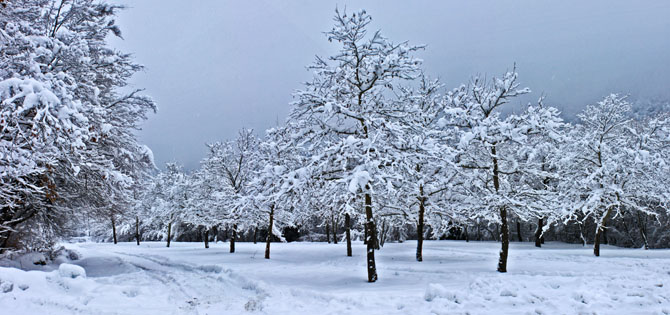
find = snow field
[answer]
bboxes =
[1,240,669,314]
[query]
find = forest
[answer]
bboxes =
[1,1,670,313]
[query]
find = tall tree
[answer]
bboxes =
[288,9,422,282]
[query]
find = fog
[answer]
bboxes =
[108,0,670,170]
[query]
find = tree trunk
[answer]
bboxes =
[416,184,425,262]
[326,221,331,244]
[204,228,209,249]
[363,222,368,245]
[594,206,614,256]
[578,221,586,246]
[265,205,274,259]
[637,212,649,250]
[535,218,544,248]
[230,224,237,253]
[135,216,140,246]
[464,226,469,242]
[111,215,118,245]
[476,223,482,241]
[497,207,510,273]
[377,220,385,249]
[492,145,509,273]
[345,213,352,257]
[254,226,258,244]
[364,189,378,282]
[332,216,338,244]
[516,221,523,242]
[166,221,172,248]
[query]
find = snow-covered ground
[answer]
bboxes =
[1,240,669,314]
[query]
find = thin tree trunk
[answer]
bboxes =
[230,224,237,253]
[594,206,614,256]
[364,189,378,282]
[204,228,209,249]
[332,216,338,244]
[135,216,140,246]
[476,223,482,241]
[636,212,649,250]
[254,227,258,244]
[535,218,544,248]
[416,184,425,262]
[497,207,510,272]
[111,215,118,245]
[345,213,352,257]
[492,145,509,273]
[166,221,172,248]
[464,226,469,242]
[378,220,385,248]
[326,221,331,244]
[516,221,523,242]
[265,205,274,259]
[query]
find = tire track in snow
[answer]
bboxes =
[107,251,268,314]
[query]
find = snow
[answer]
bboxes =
[58,263,86,279]
[1,241,669,314]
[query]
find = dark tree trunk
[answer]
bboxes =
[166,221,172,248]
[637,212,649,250]
[345,213,352,257]
[363,222,368,245]
[594,206,614,256]
[535,218,544,248]
[111,215,118,245]
[377,221,384,249]
[602,227,608,245]
[516,221,523,242]
[326,221,331,244]
[416,184,425,262]
[364,190,378,282]
[464,226,469,242]
[332,216,338,244]
[254,227,258,244]
[497,207,510,273]
[135,216,140,246]
[492,145,509,273]
[204,228,209,249]
[230,224,237,253]
[594,228,602,256]
[265,205,274,259]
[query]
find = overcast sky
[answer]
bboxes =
[108,0,670,170]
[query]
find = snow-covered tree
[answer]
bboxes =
[288,9,423,282]
[249,126,305,259]
[560,94,669,256]
[392,76,459,262]
[442,69,564,272]
[0,0,155,252]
